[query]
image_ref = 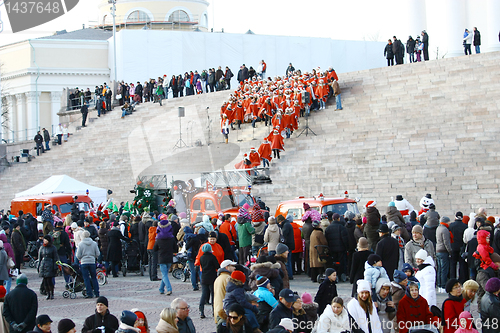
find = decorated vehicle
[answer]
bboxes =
[11,193,93,218]
[275,192,360,225]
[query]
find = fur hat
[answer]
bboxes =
[367,254,382,266]
[415,249,428,261]
[276,243,289,255]
[357,280,371,293]
[485,277,500,293]
[268,216,276,225]
[231,270,246,283]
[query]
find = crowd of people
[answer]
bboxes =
[1,192,500,333]
[221,64,342,168]
[384,31,430,66]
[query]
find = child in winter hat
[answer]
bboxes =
[454,311,479,333]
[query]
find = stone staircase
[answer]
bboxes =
[1,52,500,216]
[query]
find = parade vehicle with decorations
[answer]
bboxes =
[275,192,360,225]
[11,193,93,218]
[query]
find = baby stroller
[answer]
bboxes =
[314,245,342,284]
[172,252,190,282]
[59,262,87,299]
[121,240,144,276]
[24,241,39,268]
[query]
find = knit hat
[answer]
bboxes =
[445,278,460,293]
[357,280,371,293]
[301,292,313,304]
[96,296,109,307]
[377,224,390,233]
[462,280,479,292]
[238,207,251,220]
[303,202,310,210]
[36,315,53,326]
[410,211,417,219]
[415,249,428,261]
[279,318,294,331]
[276,243,289,255]
[159,214,168,220]
[366,200,376,208]
[256,276,269,288]
[429,203,436,210]
[71,222,78,229]
[367,254,382,266]
[170,214,178,222]
[357,237,369,249]
[455,211,463,219]
[458,311,474,330]
[242,203,251,210]
[325,268,336,278]
[388,202,396,207]
[58,319,76,333]
[268,217,276,225]
[231,270,246,283]
[402,263,414,273]
[440,216,451,223]
[251,204,265,222]
[179,212,187,219]
[209,231,217,238]
[16,273,28,285]
[120,310,137,327]
[487,216,496,224]
[202,243,212,253]
[0,286,6,298]
[412,225,423,234]
[485,277,500,293]
[393,270,407,283]
[311,220,320,228]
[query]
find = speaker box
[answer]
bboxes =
[178,107,185,117]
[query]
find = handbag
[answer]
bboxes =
[116,94,122,100]
[7,257,15,269]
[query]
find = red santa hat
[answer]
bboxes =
[250,147,255,151]
[243,154,247,157]
[366,200,376,208]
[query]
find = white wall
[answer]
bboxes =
[110,30,387,83]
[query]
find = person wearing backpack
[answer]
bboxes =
[50,221,72,284]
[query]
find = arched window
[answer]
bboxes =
[168,10,189,23]
[126,10,151,23]
[102,15,112,25]
[201,13,208,27]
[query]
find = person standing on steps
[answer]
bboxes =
[225,66,233,90]
[384,39,394,66]
[331,79,342,110]
[406,36,416,63]
[463,29,473,55]
[221,114,229,144]
[473,27,481,54]
[34,131,44,156]
[421,30,429,61]
[392,36,404,65]
[42,128,51,151]
[81,102,88,127]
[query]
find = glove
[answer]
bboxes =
[18,322,27,331]
[11,323,19,331]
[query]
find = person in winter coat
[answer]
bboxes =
[269,289,296,330]
[396,282,435,333]
[301,292,318,327]
[154,226,177,295]
[115,310,139,333]
[195,232,224,267]
[156,215,174,240]
[454,311,479,333]
[147,221,159,282]
[479,277,500,333]
[414,249,436,306]
[314,268,338,316]
[98,222,109,264]
[384,40,394,66]
[309,221,328,282]
[236,205,255,265]
[406,36,416,63]
[251,205,266,256]
[183,226,200,289]
[316,296,351,333]
[375,224,399,281]
[217,303,253,333]
[350,237,373,297]
[442,279,466,333]
[391,270,408,316]
[386,203,410,242]
[11,223,26,274]
[223,270,259,331]
[274,244,290,289]
[473,229,500,274]
[0,242,10,287]
[248,256,282,293]
[423,204,440,247]
[253,276,278,332]
[449,212,468,283]
[156,308,178,333]
[344,212,357,278]
[264,217,281,255]
[301,216,314,277]
[405,224,436,268]
[325,213,348,279]
[290,221,303,275]
[375,278,396,333]
[214,260,237,323]
[364,254,390,302]
[292,296,310,333]
[3,274,38,333]
[76,231,101,298]
[347,280,383,333]
[364,201,381,250]
[38,234,59,300]
[463,29,473,55]
[199,244,220,318]
[436,216,453,293]
[107,222,129,278]
[280,215,295,279]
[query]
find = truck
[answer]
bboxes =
[11,193,94,218]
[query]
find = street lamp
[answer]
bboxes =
[108,0,117,87]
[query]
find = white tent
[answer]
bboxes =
[15,175,107,205]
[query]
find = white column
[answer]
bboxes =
[486,0,500,52]
[25,91,39,138]
[50,91,63,129]
[444,0,467,58]
[5,95,16,142]
[15,93,27,141]
[406,0,427,37]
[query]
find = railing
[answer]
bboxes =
[67,93,97,111]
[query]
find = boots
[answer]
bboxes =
[50,291,54,300]
[225,138,228,144]
[46,292,51,300]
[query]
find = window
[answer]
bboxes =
[201,13,208,27]
[205,199,215,211]
[126,10,151,24]
[59,202,89,214]
[287,208,302,220]
[168,10,189,23]
[321,203,359,216]
[36,203,43,216]
[192,199,201,210]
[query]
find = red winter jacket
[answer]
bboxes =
[397,293,435,333]
[442,295,467,333]
[473,230,498,270]
[291,222,302,254]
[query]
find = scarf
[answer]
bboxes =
[440,222,454,243]
[228,317,245,333]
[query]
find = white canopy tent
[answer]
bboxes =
[15,175,108,205]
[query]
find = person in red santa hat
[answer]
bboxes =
[258,139,272,167]
[248,148,260,168]
[270,129,284,159]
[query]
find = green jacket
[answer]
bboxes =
[236,219,255,248]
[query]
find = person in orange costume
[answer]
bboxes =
[195,231,225,266]
[258,139,272,168]
[248,148,260,168]
[270,129,284,159]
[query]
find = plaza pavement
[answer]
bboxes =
[21,267,452,333]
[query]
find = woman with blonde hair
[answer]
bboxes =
[64,214,72,227]
[347,280,382,333]
[156,308,178,333]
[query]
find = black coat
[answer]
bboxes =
[54,227,72,258]
[3,284,38,333]
[406,39,416,53]
[480,291,500,333]
[200,252,220,284]
[82,310,119,333]
[314,278,338,316]
[473,30,481,46]
[345,220,357,251]
[98,227,109,261]
[384,44,394,58]
[34,133,43,144]
[153,237,177,265]
[325,221,348,253]
[269,302,293,330]
[129,222,140,243]
[38,244,59,278]
[350,249,373,296]
[280,221,295,251]
[106,228,128,262]
[216,232,233,260]
[449,220,467,252]
[85,225,98,241]
[375,234,399,281]
[217,318,253,333]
